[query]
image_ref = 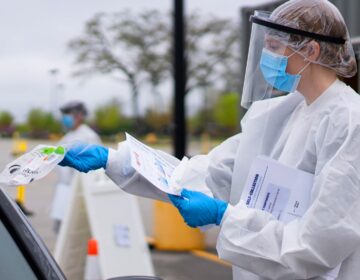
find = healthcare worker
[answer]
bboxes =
[51,101,101,233]
[59,0,360,279]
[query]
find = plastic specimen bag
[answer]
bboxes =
[0,145,66,186]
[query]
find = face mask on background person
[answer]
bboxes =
[259,48,310,93]
[61,115,75,130]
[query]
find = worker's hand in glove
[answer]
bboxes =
[168,189,228,228]
[59,143,109,173]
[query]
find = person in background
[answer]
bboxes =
[50,101,101,233]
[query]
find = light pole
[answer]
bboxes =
[48,68,64,117]
[173,0,187,159]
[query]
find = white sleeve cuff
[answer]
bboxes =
[105,141,135,179]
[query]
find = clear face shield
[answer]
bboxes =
[241,11,294,109]
[241,11,347,109]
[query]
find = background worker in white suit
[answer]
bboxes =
[58,0,360,279]
[51,101,101,233]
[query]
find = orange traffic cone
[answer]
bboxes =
[84,239,101,280]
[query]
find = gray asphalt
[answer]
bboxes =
[0,138,232,280]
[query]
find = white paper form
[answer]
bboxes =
[240,156,314,224]
[240,156,340,280]
[126,133,180,195]
[126,134,212,231]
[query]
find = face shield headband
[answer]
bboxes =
[250,15,346,45]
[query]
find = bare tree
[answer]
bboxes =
[68,10,169,120]
[185,12,239,94]
[68,9,240,119]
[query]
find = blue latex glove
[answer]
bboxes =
[59,143,109,173]
[168,189,228,228]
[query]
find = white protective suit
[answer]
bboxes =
[51,124,101,221]
[105,79,360,280]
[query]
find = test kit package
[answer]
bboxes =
[0,145,66,187]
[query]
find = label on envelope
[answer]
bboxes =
[241,156,313,224]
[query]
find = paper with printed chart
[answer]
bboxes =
[240,155,340,280]
[126,133,181,195]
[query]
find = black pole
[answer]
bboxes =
[173,0,187,158]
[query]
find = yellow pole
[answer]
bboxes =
[11,133,30,213]
[12,140,28,157]
[153,201,205,250]
[16,185,26,205]
[12,137,28,207]
[200,132,210,154]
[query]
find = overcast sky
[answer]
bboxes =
[0,0,272,122]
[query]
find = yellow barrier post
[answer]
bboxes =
[153,201,205,250]
[11,134,33,216]
[16,185,26,205]
[200,132,211,154]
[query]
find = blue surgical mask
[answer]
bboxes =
[62,115,74,130]
[260,48,309,93]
